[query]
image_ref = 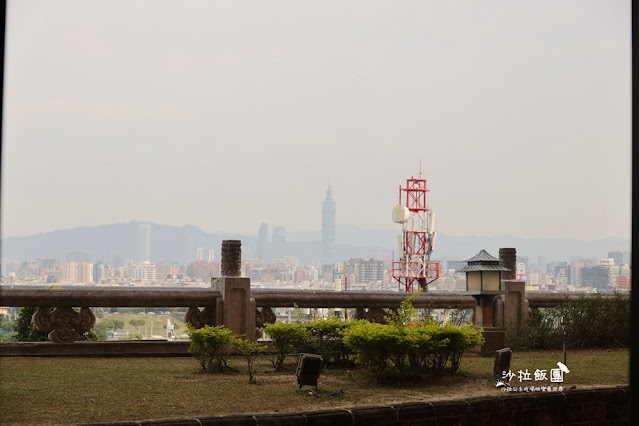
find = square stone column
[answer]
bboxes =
[503,280,528,335]
[212,277,257,342]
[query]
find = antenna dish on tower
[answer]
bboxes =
[392,205,410,224]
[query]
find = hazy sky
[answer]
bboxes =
[2,1,631,240]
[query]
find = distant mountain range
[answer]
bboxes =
[1,221,630,265]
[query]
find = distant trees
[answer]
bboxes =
[129,319,146,328]
[14,307,48,342]
[92,319,126,340]
[111,319,125,330]
[0,316,14,333]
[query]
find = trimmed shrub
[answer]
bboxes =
[262,321,310,370]
[342,321,406,373]
[234,338,267,384]
[506,293,630,350]
[342,320,483,379]
[186,325,236,372]
[301,316,356,366]
[425,323,484,373]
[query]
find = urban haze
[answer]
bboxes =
[2,1,631,243]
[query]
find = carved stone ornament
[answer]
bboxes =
[185,306,217,329]
[262,307,277,325]
[353,308,367,321]
[255,307,277,339]
[33,307,96,343]
[365,308,390,324]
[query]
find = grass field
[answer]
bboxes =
[0,348,628,425]
[100,313,188,339]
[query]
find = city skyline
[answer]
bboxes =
[2,246,630,293]
[2,1,631,242]
[0,219,629,266]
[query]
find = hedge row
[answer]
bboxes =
[262,298,484,380]
[506,293,630,350]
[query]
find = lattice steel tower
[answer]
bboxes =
[392,172,439,292]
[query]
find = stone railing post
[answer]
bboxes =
[211,240,256,342]
[499,248,517,281]
[503,280,528,335]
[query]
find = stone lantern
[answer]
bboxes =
[459,249,509,355]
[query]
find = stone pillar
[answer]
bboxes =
[212,240,257,341]
[221,240,242,277]
[472,295,505,356]
[212,277,256,341]
[499,248,516,282]
[473,295,497,328]
[504,280,528,335]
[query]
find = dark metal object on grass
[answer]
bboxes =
[494,347,512,384]
[296,353,323,390]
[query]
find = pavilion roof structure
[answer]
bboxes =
[458,249,510,272]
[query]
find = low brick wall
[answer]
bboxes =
[79,386,629,425]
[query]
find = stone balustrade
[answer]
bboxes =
[0,283,628,346]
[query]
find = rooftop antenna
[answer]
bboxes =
[419,160,422,178]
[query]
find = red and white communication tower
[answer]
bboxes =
[392,171,440,292]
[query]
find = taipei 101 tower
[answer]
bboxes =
[321,185,336,266]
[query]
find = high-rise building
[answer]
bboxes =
[608,251,631,266]
[582,266,611,290]
[138,223,152,262]
[196,248,215,262]
[272,226,287,259]
[321,185,336,266]
[537,256,547,286]
[63,261,93,283]
[258,223,268,261]
[187,260,216,281]
[554,263,571,290]
[93,262,105,283]
[537,256,547,273]
[185,235,195,264]
[345,258,384,284]
[63,261,78,282]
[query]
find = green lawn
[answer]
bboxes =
[0,349,628,425]
[99,313,188,340]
